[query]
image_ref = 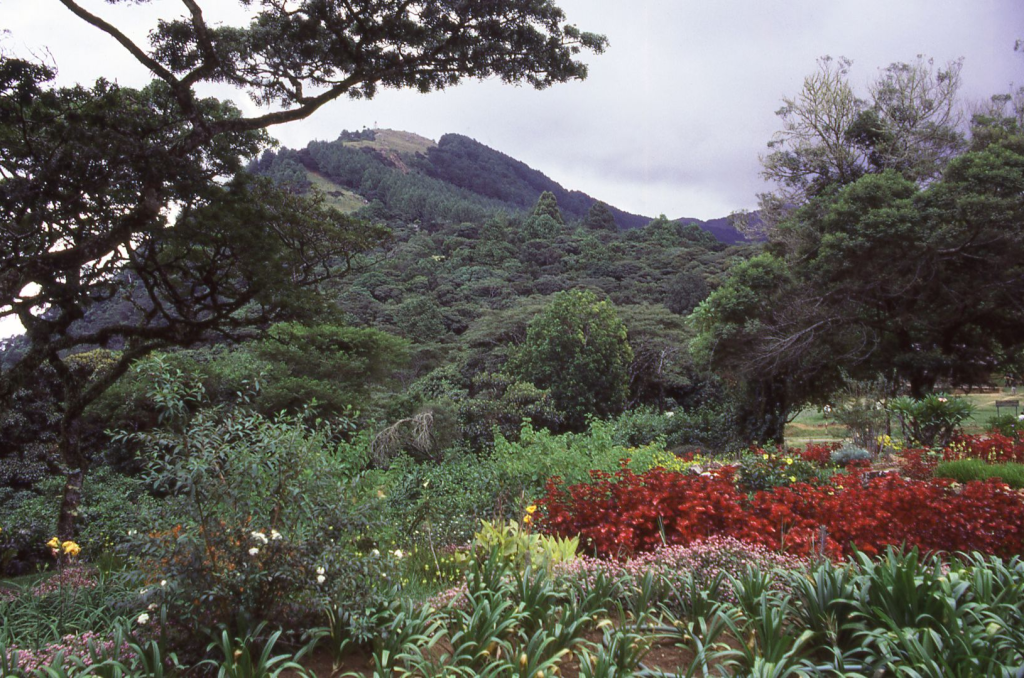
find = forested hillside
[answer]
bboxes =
[251,128,753,240]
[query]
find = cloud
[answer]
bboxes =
[4,0,1023,221]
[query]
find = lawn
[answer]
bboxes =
[785,387,1022,444]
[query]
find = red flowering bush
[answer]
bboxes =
[798,442,840,467]
[540,465,776,558]
[896,450,939,480]
[539,465,1024,560]
[944,433,1024,464]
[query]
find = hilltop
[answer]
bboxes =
[252,129,753,243]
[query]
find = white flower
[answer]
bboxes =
[136,613,150,625]
[316,574,326,585]
[371,549,380,557]
[251,531,268,544]
[1018,414,1024,421]
[316,566,325,575]
[160,580,167,587]
[139,588,148,595]
[938,397,948,403]
[127,529,137,536]
[270,530,282,541]
[148,603,158,611]
[393,549,404,559]
[248,547,259,556]
[665,411,674,417]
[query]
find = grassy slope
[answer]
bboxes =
[347,129,436,157]
[305,171,368,213]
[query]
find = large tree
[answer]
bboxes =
[694,55,1024,443]
[507,289,632,429]
[0,0,605,536]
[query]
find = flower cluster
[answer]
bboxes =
[944,434,1024,464]
[538,464,1024,559]
[3,632,134,673]
[556,535,805,603]
[31,566,98,597]
[799,442,840,467]
[45,537,81,558]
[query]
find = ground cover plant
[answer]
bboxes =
[5,539,1024,676]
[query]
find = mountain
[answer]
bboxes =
[253,129,754,243]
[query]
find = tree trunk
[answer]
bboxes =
[56,418,88,540]
[57,467,86,540]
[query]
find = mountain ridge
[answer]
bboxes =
[254,128,754,244]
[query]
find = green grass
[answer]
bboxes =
[305,171,368,213]
[933,459,1024,488]
[0,571,51,590]
[786,388,1022,444]
[346,129,436,157]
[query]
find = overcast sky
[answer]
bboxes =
[5,0,1023,222]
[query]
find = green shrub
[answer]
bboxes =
[375,448,503,546]
[0,468,157,573]
[986,413,1023,439]
[736,452,826,492]
[889,393,974,448]
[933,460,1024,489]
[609,403,740,454]
[831,444,873,466]
[488,419,665,502]
[114,357,389,632]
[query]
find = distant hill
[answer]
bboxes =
[252,129,755,243]
[674,214,761,246]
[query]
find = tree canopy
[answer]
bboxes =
[0,0,606,536]
[694,61,1024,442]
[508,289,633,429]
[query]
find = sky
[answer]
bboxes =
[1,0,1023,339]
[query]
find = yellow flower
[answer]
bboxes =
[789,476,797,483]
[785,458,793,465]
[522,515,532,524]
[525,505,538,514]
[46,537,60,549]
[762,454,769,461]
[62,541,81,557]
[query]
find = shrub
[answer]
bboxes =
[116,360,387,632]
[985,413,1024,439]
[539,465,1024,559]
[736,450,824,492]
[0,468,157,574]
[830,444,873,466]
[888,393,974,448]
[944,433,1024,463]
[934,459,1024,489]
[798,442,839,467]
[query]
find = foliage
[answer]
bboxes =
[507,290,633,429]
[0,468,158,575]
[489,420,669,502]
[889,393,975,448]
[736,451,827,492]
[830,444,873,466]
[472,520,579,574]
[985,413,1024,440]
[934,460,1024,489]
[115,361,386,631]
[539,464,1024,559]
